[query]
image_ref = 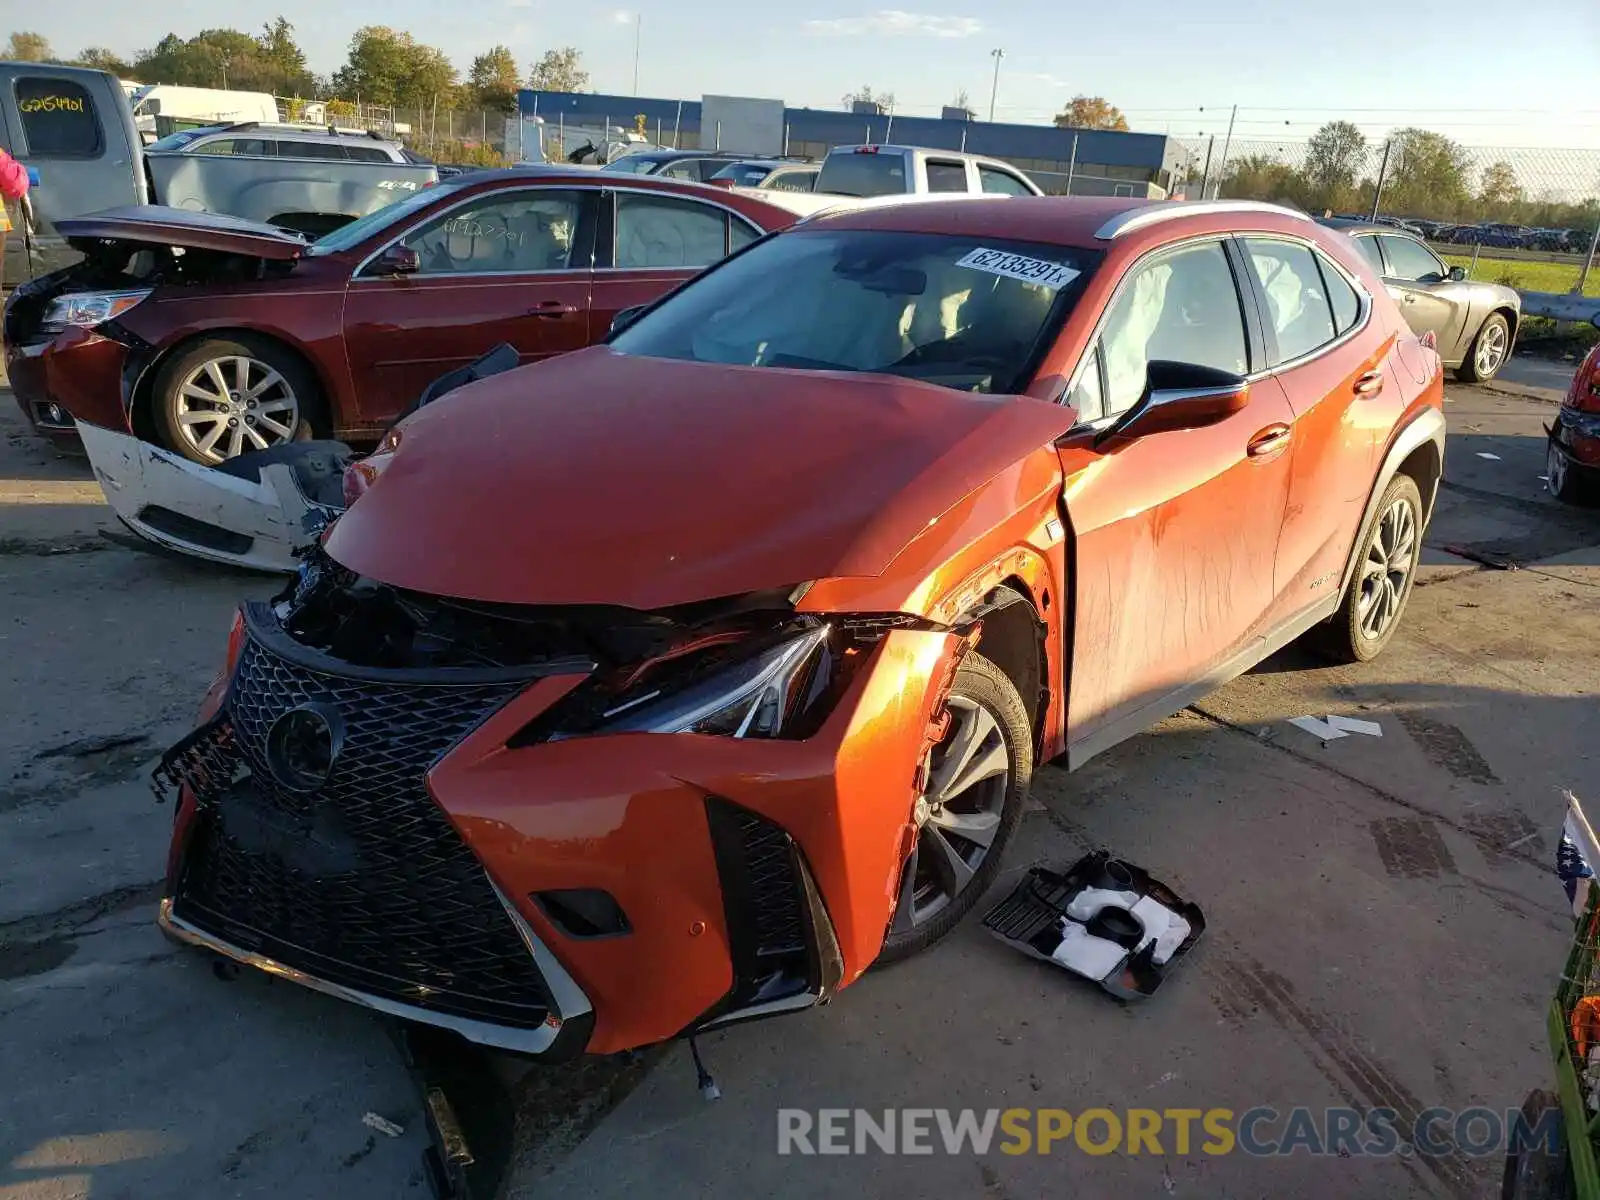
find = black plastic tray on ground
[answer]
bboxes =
[981,851,1205,1000]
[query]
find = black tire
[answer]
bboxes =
[1457,312,1512,383]
[877,652,1031,965]
[1501,1088,1573,1200]
[150,334,322,465]
[1311,474,1423,664]
[1547,439,1595,507]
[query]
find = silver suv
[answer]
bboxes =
[145,122,409,164]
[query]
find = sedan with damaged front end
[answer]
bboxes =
[154,196,1446,1059]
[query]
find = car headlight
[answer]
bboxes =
[598,625,831,737]
[40,289,152,332]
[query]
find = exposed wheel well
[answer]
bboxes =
[958,579,1048,761]
[1491,305,1520,345]
[1395,438,1444,521]
[131,329,331,444]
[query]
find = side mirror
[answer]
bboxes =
[1095,360,1249,447]
[609,305,647,337]
[370,245,419,277]
[1447,266,1468,282]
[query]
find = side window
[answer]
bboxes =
[771,169,816,193]
[1317,254,1361,334]
[278,140,348,160]
[398,191,583,275]
[616,194,730,269]
[344,145,392,163]
[14,77,103,158]
[1350,235,1386,275]
[729,217,761,253]
[1244,239,1337,364]
[1380,236,1446,283]
[979,166,1032,196]
[925,161,969,193]
[200,138,271,156]
[1095,241,1248,417]
[659,160,700,181]
[1068,345,1106,424]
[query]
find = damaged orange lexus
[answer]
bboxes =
[154,196,1445,1059]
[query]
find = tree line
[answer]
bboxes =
[1212,120,1599,229]
[2,25,591,112]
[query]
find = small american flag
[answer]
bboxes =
[1560,793,1598,919]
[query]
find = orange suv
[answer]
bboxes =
[155,197,1444,1059]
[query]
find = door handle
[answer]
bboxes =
[1354,369,1385,397]
[526,301,578,318]
[1402,294,1417,304]
[1247,423,1291,458]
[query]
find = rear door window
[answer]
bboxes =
[769,168,817,193]
[925,160,969,193]
[1349,234,1386,275]
[199,138,272,156]
[344,145,393,163]
[14,76,102,158]
[1243,238,1337,364]
[278,140,349,160]
[615,193,732,268]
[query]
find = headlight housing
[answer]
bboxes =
[591,625,832,738]
[40,289,152,333]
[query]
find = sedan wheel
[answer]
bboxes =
[879,652,1030,965]
[173,356,302,464]
[1547,439,1594,505]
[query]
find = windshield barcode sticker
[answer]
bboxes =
[955,248,1079,289]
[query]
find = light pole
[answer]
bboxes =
[632,13,642,95]
[988,48,1004,122]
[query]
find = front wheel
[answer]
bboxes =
[878,652,1031,965]
[1311,474,1423,664]
[151,336,319,465]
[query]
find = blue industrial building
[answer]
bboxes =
[518,89,1189,196]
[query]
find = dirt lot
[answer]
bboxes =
[2,379,1597,1199]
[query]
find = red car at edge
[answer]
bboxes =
[3,167,801,463]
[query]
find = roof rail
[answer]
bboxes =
[1094,199,1312,240]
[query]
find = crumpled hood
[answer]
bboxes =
[325,346,1075,609]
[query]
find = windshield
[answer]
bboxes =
[147,128,221,152]
[611,230,1097,395]
[306,181,467,255]
[814,151,908,197]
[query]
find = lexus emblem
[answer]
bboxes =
[264,703,343,793]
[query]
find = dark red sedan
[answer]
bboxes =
[3,167,801,463]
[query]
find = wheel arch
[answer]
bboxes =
[1336,406,1445,602]
[953,578,1049,763]
[130,328,333,444]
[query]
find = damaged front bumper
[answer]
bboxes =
[157,583,965,1057]
[79,420,349,572]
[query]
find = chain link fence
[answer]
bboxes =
[1176,134,1600,295]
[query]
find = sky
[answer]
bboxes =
[13,0,1600,151]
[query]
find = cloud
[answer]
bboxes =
[607,8,635,23]
[804,10,984,38]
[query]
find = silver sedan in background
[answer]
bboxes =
[1320,218,1521,382]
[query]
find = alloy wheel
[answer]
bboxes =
[174,355,301,463]
[891,694,1011,932]
[1547,442,1568,499]
[1475,321,1507,378]
[1357,496,1417,641]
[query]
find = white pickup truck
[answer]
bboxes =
[813,144,1042,198]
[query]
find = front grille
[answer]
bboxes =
[170,635,552,1028]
